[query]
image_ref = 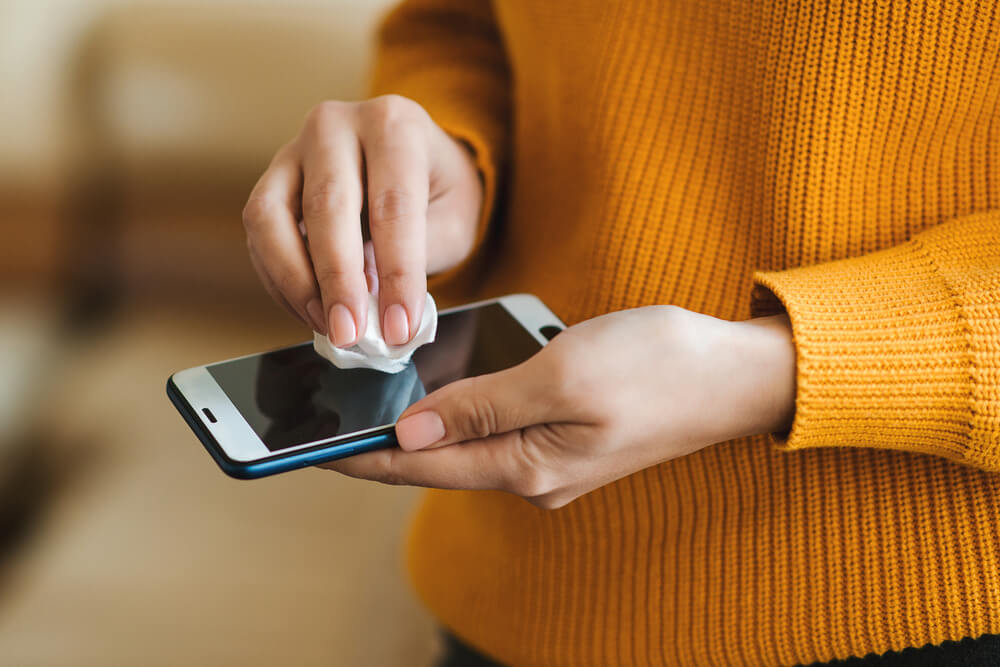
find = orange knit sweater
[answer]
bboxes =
[371,2,1000,665]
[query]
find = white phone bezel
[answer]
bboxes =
[170,294,565,463]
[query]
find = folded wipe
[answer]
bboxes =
[313,292,437,374]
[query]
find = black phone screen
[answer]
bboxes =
[205,303,543,452]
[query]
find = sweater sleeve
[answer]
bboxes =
[750,211,1000,472]
[369,0,510,292]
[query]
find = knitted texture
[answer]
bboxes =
[371,1,1000,665]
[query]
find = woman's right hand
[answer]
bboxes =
[243,95,484,347]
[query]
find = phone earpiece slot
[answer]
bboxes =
[539,325,562,341]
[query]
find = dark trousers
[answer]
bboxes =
[438,631,1000,666]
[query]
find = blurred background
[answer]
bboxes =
[0,0,442,664]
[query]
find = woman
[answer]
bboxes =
[241,1,1000,664]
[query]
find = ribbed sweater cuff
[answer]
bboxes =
[749,235,978,466]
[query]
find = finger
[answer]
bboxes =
[363,240,379,296]
[394,360,563,451]
[301,123,368,348]
[243,148,326,334]
[320,435,524,492]
[248,243,302,324]
[360,98,429,346]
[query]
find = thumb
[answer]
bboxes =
[395,361,553,451]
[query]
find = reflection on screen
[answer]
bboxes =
[206,304,542,451]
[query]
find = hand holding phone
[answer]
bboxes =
[324,306,797,510]
[167,295,564,479]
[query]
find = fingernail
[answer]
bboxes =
[396,411,445,450]
[329,304,357,347]
[306,298,326,334]
[383,304,409,346]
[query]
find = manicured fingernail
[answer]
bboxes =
[306,298,326,334]
[329,304,357,347]
[396,411,445,450]
[383,304,409,346]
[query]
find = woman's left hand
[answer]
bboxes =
[323,306,797,509]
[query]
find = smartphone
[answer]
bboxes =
[166,294,565,479]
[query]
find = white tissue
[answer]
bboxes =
[313,292,437,374]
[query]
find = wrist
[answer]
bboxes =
[726,314,797,438]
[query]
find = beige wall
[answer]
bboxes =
[0,0,397,286]
[0,0,395,185]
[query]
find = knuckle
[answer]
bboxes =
[529,494,565,511]
[304,100,349,132]
[362,454,393,485]
[376,469,407,486]
[369,188,420,229]
[303,181,355,219]
[375,268,412,296]
[314,265,357,291]
[453,378,498,440]
[242,195,277,230]
[376,451,407,486]
[365,94,426,129]
[274,140,298,160]
[272,266,305,298]
[512,464,554,499]
[510,432,556,498]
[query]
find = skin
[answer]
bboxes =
[246,95,799,509]
[243,95,483,346]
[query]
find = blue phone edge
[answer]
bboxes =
[166,376,396,480]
